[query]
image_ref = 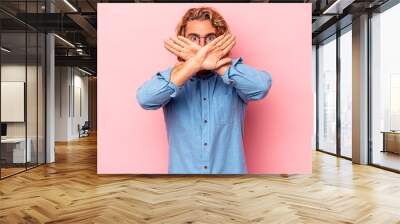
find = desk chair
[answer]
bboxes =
[78,121,90,138]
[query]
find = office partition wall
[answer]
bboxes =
[0,31,28,178]
[0,1,47,179]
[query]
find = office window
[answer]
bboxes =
[339,28,352,158]
[317,36,337,154]
[371,3,400,171]
[313,45,317,150]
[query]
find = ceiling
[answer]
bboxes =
[0,0,393,75]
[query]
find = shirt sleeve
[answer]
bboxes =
[136,66,183,110]
[221,56,272,103]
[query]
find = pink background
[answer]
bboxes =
[97,3,313,174]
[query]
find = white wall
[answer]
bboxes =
[70,72,89,139]
[55,67,89,141]
[55,66,70,141]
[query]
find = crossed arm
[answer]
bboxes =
[165,33,236,87]
[136,33,272,110]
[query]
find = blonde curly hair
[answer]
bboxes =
[176,6,230,37]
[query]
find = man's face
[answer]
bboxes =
[185,20,217,47]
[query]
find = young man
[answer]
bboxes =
[136,7,272,174]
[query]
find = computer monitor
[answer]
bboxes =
[1,123,7,137]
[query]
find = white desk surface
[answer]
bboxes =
[1,138,29,144]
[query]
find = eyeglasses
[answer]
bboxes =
[186,33,217,45]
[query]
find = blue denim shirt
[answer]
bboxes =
[136,57,272,174]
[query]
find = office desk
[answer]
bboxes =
[1,138,32,163]
[381,131,400,154]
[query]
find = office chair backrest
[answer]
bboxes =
[82,121,90,129]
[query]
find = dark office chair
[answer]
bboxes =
[79,121,90,138]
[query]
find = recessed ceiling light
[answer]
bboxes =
[78,67,93,76]
[322,0,354,15]
[1,47,11,53]
[63,0,78,12]
[54,34,75,48]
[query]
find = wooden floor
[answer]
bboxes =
[1,134,400,224]
[372,150,400,171]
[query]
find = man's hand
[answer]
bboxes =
[195,33,235,71]
[169,55,203,87]
[164,36,201,61]
[164,33,236,74]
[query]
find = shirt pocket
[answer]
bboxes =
[212,88,238,125]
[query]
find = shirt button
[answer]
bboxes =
[203,97,207,101]
[204,166,208,169]
[204,142,207,146]
[204,119,207,123]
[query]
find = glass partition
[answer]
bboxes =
[27,31,38,169]
[0,1,46,179]
[0,31,28,177]
[38,32,45,165]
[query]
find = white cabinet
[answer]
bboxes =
[1,138,32,163]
